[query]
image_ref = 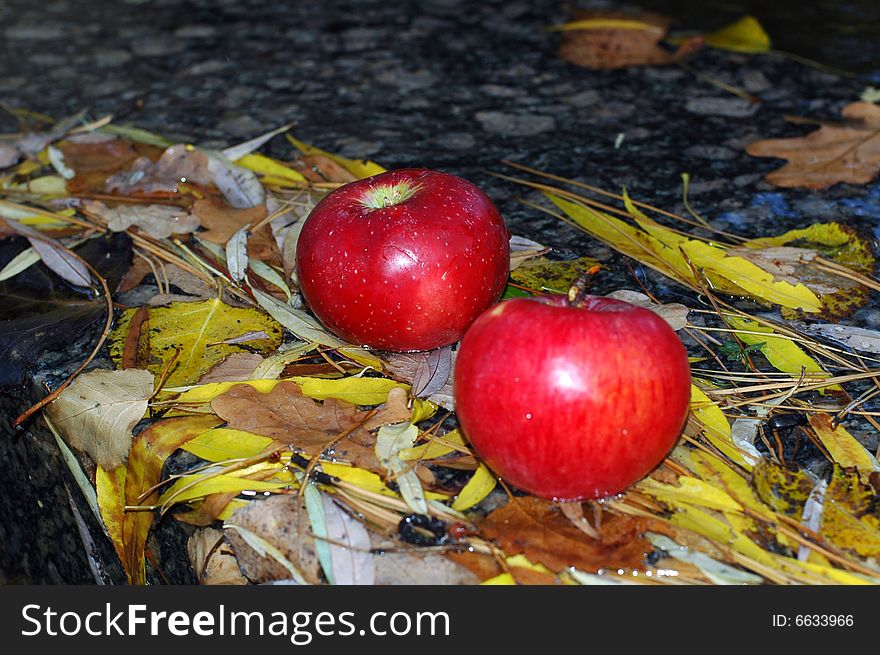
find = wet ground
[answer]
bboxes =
[1,0,878,582]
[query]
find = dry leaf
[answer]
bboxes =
[192,197,268,244]
[372,536,480,585]
[478,497,651,573]
[187,527,249,585]
[210,381,382,470]
[604,289,690,331]
[225,494,322,584]
[197,352,266,384]
[294,154,358,183]
[87,200,201,239]
[385,350,456,410]
[746,102,880,188]
[44,368,154,469]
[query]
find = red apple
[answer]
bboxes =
[295,168,510,351]
[454,294,691,500]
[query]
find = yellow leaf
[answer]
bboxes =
[398,429,468,461]
[481,573,517,585]
[638,476,743,513]
[724,316,837,390]
[411,399,439,424]
[108,299,284,388]
[171,379,284,404]
[680,239,822,312]
[25,175,68,196]
[682,450,773,519]
[320,462,397,495]
[158,474,288,507]
[235,152,307,184]
[287,136,385,179]
[217,499,250,521]
[703,16,771,54]
[809,414,880,476]
[550,18,665,33]
[689,384,750,467]
[451,463,497,511]
[182,428,274,462]
[291,375,408,405]
[96,464,127,571]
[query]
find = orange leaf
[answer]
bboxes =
[746,102,880,189]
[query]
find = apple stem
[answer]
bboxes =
[567,270,593,308]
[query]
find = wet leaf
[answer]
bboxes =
[108,298,283,387]
[747,102,880,189]
[478,497,651,573]
[808,414,880,476]
[510,256,600,294]
[744,222,874,318]
[44,368,154,470]
[752,460,880,558]
[701,16,770,53]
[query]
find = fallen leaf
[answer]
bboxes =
[311,491,375,585]
[701,15,770,53]
[808,414,880,477]
[108,298,283,387]
[508,234,549,271]
[411,346,454,398]
[373,547,479,585]
[752,460,880,558]
[89,201,201,239]
[197,352,265,384]
[556,11,700,70]
[384,350,456,410]
[478,497,651,573]
[604,289,689,330]
[122,414,222,583]
[210,381,382,470]
[225,494,322,584]
[192,197,268,244]
[746,102,880,189]
[802,323,880,354]
[44,368,154,470]
[510,255,601,293]
[187,527,249,585]
[287,136,385,180]
[376,421,427,514]
[451,463,497,511]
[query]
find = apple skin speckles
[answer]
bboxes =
[295,168,510,351]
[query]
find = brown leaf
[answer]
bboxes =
[558,11,697,70]
[187,527,248,585]
[210,381,381,470]
[224,494,322,584]
[174,492,240,526]
[293,154,358,183]
[193,197,268,244]
[746,102,880,189]
[478,497,651,573]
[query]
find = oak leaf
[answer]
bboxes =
[746,102,880,189]
[210,381,394,470]
[478,497,651,573]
